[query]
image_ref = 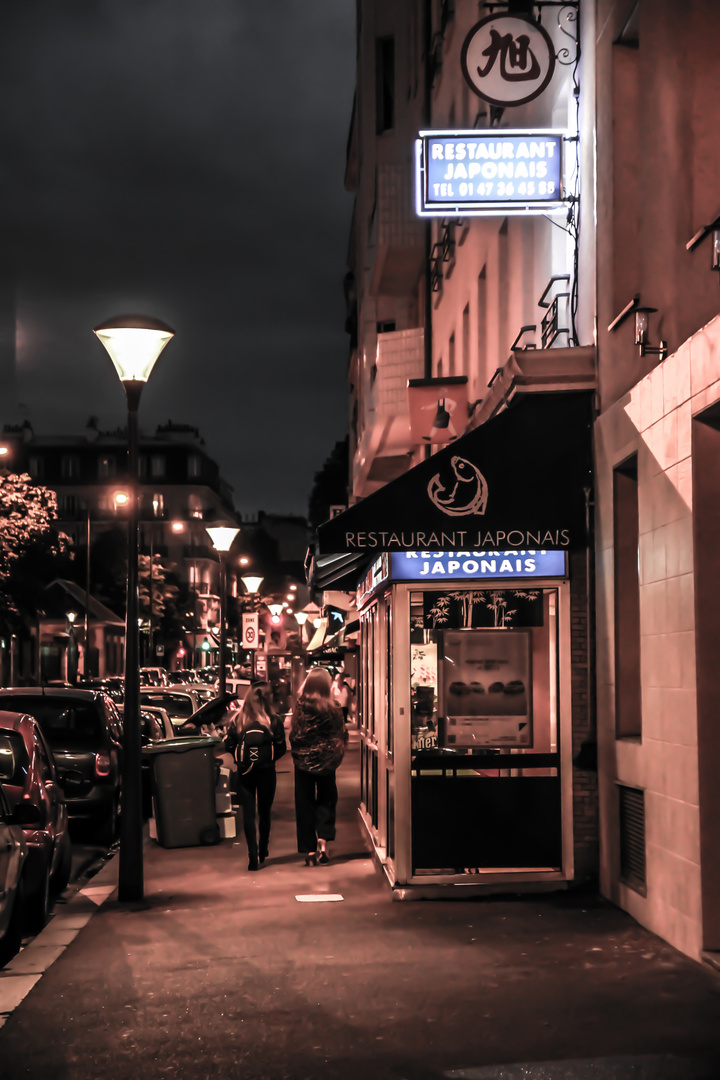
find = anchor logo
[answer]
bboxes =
[427,456,488,517]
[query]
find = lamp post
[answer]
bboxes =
[94,313,174,903]
[205,525,240,699]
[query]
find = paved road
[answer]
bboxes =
[1,734,719,1080]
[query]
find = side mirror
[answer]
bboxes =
[61,770,85,792]
[10,801,42,827]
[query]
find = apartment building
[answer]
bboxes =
[2,417,239,674]
[319,0,599,898]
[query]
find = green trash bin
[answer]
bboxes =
[143,736,222,849]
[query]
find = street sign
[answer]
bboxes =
[242,612,259,649]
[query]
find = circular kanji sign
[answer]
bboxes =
[461,14,555,108]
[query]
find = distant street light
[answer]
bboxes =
[205,525,240,698]
[94,313,174,903]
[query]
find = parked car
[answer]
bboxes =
[139,688,207,729]
[78,677,125,705]
[139,667,171,687]
[0,710,73,930]
[0,783,30,965]
[0,689,123,846]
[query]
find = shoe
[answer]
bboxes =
[248,859,259,872]
[318,851,329,865]
[259,848,268,865]
[304,853,318,867]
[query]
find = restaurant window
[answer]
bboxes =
[152,493,165,518]
[150,455,166,478]
[410,581,561,874]
[61,454,80,480]
[613,455,641,738]
[376,36,395,134]
[188,493,204,519]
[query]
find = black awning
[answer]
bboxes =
[317,391,593,556]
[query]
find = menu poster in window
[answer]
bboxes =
[440,630,532,748]
[411,642,438,751]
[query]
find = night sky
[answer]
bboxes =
[0,2,356,518]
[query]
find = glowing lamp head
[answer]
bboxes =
[171,521,185,533]
[205,525,240,552]
[241,574,264,595]
[93,314,174,383]
[271,614,281,625]
[201,638,211,652]
[295,611,308,626]
[113,490,130,508]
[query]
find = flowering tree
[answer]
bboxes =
[0,473,71,630]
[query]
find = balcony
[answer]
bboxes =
[368,164,425,297]
[354,328,424,496]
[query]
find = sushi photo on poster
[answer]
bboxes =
[440,629,532,748]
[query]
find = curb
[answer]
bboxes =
[0,850,118,1028]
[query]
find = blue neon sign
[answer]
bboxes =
[390,550,566,581]
[416,130,566,216]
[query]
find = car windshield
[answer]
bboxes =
[140,693,195,718]
[0,731,29,784]
[0,697,103,747]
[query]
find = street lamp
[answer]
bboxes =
[205,524,240,699]
[94,313,174,903]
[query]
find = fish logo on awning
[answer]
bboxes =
[427,456,488,517]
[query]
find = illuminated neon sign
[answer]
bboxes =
[390,550,566,581]
[415,130,567,217]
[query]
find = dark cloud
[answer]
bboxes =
[0,0,356,515]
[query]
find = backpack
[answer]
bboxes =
[237,723,274,773]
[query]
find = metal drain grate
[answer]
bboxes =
[618,784,646,893]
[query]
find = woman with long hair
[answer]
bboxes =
[290,666,348,866]
[227,683,286,871]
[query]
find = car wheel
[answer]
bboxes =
[26,865,51,934]
[0,879,24,967]
[51,831,73,894]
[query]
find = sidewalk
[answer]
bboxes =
[2,732,720,1080]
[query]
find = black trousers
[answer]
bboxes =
[294,766,338,854]
[237,767,277,862]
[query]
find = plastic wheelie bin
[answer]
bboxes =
[143,736,222,848]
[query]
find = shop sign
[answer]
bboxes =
[318,393,593,557]
[391,550,565,582]
[440,629,533,748]
[416,130,565,216]
[461,14,556,108]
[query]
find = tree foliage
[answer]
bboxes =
[308,436,349,529]
[0,473,72,629]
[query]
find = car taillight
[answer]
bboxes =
[95,752,111,778]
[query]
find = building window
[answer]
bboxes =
[188,494,204,519]
[138,456,148,479]
[150,455,165,478]
[152,493,165,518]
[187,454,202,479]
[58,494,78,518]
[613,455,641,738]
[98,455,116,478]
[28,455,44,480]
[376,36,395,134]
[61,455,80,480]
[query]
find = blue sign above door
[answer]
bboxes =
[391,550,566,581]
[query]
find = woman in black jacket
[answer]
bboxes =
[290,667,348,865]
[226,683,286,871]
